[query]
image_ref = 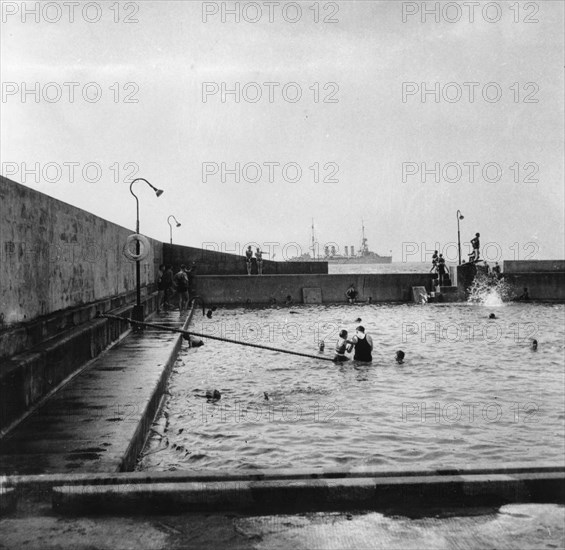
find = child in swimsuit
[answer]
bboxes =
[333,329,350,362]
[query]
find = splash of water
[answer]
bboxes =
[467,271,515,305]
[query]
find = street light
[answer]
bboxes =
[130,178,164,323]
[457,210,464,265]
[167,215,182,245]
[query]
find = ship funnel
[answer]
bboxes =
[351,246,355,256]
[344,246,349,256]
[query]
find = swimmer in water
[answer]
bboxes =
[531,339,538,351]
[347,326,373,362]
[195,389,220,400]
[396,350,405,364]
[182,334,204,347]
[205,389,221,400]
[319,340,325,352]
[518,287,530,301]
[333,329,350,362]
[489,313,496,319]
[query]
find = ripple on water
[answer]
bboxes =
[138,303,565,472]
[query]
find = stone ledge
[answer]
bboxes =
[50,470,565,515]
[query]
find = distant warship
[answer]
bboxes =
[291,220,392,264]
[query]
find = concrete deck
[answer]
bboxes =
[0,504,563,549]
[0,311,189,476]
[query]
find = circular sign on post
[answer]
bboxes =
[123,233,151,262]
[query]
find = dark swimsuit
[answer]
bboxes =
[334,339,348,362]
[354,336,372,362]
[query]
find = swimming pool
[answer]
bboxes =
[138,302,565,471]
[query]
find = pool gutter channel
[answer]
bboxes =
[48,470,564,515]
[2,466,563,516]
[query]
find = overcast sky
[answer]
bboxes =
[2,1,563,261]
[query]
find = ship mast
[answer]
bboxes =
[360,219,369,256]
[310,218,316,260]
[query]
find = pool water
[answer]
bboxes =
[138,302,565,471]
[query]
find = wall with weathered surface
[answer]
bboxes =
[503,273,565,301]
[503,260,565,273]
[456,262,564,302]
[0,176,161,332]
[163,243,328,275]
[194,273,436,305]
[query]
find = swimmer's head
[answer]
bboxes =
[531,339,538,351]
[489,313,496,319]
[339,329,348,338]
[319,340,325,350]
[396,350,405,364]
[356,326,365,338]
[476,233,480,237]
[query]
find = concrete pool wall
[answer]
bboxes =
[194,273,437,305]
[0,177,162,431]
[456,261,565,302]
[163,243,328,276]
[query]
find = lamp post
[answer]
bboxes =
[167,215,181,245]
[457,210,464,265]
[130,178,163,324]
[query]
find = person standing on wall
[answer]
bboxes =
[437,254,447,286]
[470,233,480,263]
[430,250,439,273]
[245,245,253,275]
[256,247,264,275]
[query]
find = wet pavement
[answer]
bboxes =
[0,503,563,549]
[0,311,188,475]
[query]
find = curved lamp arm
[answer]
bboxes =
[130,178,164,233]
[167,215,182,244]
